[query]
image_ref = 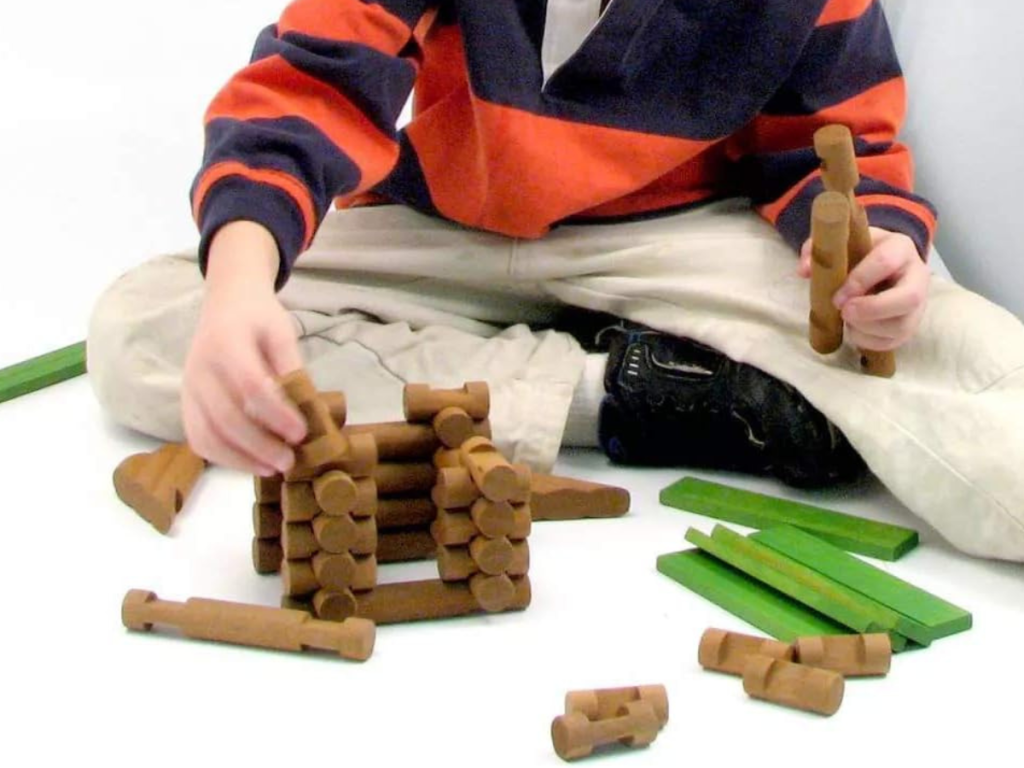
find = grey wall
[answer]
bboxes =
[883,0,1024,318]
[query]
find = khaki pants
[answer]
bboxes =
[87,200,1024,561]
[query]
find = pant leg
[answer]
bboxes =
[516,199,1024,561]
[87,206,587,469]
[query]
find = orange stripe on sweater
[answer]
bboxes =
[205,54,399,191]
[192,161,317,249]
[758,171,821,225]
[817,0,874,26]
[407,91,713,237]
[740,78,907,154]
[279,0,413,52]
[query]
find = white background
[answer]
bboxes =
[884,0,1024,319]
[1,3,1022,767]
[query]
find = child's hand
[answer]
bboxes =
[182,221,307,476]
[798,227,930,352]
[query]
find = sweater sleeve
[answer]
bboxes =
[190,0,437,289]
[725,0,938,258]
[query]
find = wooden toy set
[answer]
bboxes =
[251,372,533,624]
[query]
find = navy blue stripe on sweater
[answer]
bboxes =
[764,2,903,116]
[775,176,937,257]
[200,117,364,218]
[371,131,440,217]
[736,139,897,206]
[195,178,308,291]
[358,0,436,29]
[251,26,416,138]
[454,0,828,139]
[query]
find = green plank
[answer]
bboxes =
[657,549,849,642]
[660,476,918,561]
[685,525,922,651]
[0,341,87,405]
[750,525,971,642]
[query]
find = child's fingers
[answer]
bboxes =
[797,238,813,278]
[244,381,307,447]
[215,341,305,447]
[845,313,906,341]
[841,281,923,324]
[834,244,910,308]
[199,382,294,474]
[185,391,277,476]
[246,317,308,443]
[261,314,304,377]
[845,325,901,352]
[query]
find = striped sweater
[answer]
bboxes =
[192,0,937,287]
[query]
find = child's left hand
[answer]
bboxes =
[798,227,930,352]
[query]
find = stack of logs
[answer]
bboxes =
[252,374,533,624]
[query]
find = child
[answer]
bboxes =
[88,1,1024,560]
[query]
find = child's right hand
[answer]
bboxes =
[182,221,308,476]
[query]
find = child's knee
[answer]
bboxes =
[86,256,204,441]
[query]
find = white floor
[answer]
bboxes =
[1,3,1021,767]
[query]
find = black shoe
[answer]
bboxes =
[597,324,865,488]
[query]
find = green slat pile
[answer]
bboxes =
[657,477,970,651]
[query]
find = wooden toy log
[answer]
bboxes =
[809,192,850,355]
[282,559,319,597]
[313,514,378,555]
[252,538,283,575]
[432,466,530,508]
[459,436,518,502]
[313,551,377,592]
[794,634,892,677]
[742,655,845,716]
[122,589,374,661]
[289,432,377,482]
[312,471,357,515]
[470,498,516,538]
[376,528,438,563]
[432,406,476,448]
[253,503,282,540]
[254,475,283,504]
[312,589,356,621]
[814,124,896,378]
[551,700,661,761]
[342,420,492,461]
[469,535,515,575]
[279,370,332,436]
[698,628,795,676]
[281,482,320,523]
[113,443,206,534]
[403,381,490,422]
[564,685,669,729]
[277,370,376,480]
[529,473,630,521]
[376,496,437,529]
[314,476,377,518]
[469,572,517,612]
[281,522,320,560]
[344,575,531,624]
[320,391,347,427]
[0,340,86,406]
[437,540,529,581]
[431,507,532,546]
[373,462,437,495]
